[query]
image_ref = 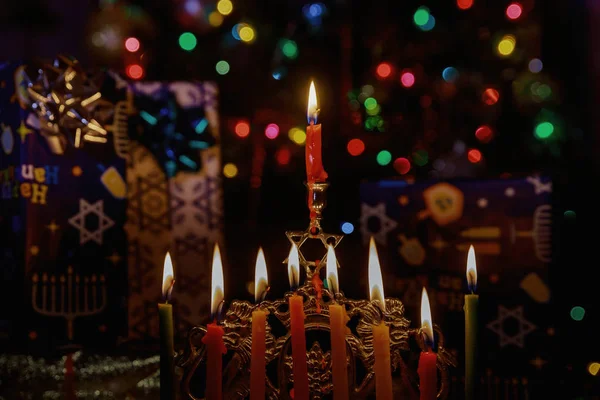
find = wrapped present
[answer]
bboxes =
[360,178,552,397]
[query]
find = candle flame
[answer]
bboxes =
[421,287,434,348]
[307,81,319,124]
[255,247,269,303]
[467,245,477,292]
[211,243,224,319]
[368,237,385,312]
[326,245,339,294]
[161,252,175,301]
[288,243,300,290]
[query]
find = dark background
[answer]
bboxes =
[1,0,599,397]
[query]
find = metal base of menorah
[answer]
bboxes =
[177,283,456,399]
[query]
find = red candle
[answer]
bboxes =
[288,243,309,400]
[418,288,437,400]
[306,81,328,183]
[202,244,227,400]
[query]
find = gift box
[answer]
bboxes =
[0,58,222,351]
[360,177,552,397]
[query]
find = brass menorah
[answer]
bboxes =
[31,266,107,340]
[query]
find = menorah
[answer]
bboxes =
[31,266,107,340]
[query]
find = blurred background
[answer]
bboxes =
[1,0,599,398]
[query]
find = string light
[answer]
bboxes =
[217,0,233,15]
[467,148,482,163]
[281,40,298,59]
[239,25,256,43]
[179,32,197,51]
[376,62,393,79]
[570,306,585,321]
[400,70,415,88]
[588,362,600,376]
[126,64,144,79]
[341,222,354,234]
[456,0,473,10]
[265,123,280,139]
[216,60,230,75]
[235,121,250,138]
[442,67,459,83]
[393,157,411,174]
[482,88,500,105]
[534,122,554,139]
[347,138,365,156]
[413,7,431,27]
[497,35,516,56]
[124,37,140,52]
[506,3,523,20]
[475,125,494,143]
[376,150,392,166]
[223,163,238,178]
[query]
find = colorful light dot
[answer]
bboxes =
[235,121,250,138]
[239,26,255,43]
[281,40,298,59]
[179,32,197,51]
[456,0,473,10]
[126,64,144,79]
[412,149,429,166]
[184,0,202,15]
[347,138,365,156]
[376,150,392,166]
[272,66,287,80]
[393,157,411,175]
[364,97,378,111]
[341,222,354,234]
[216,60,230,75]
[223,163,238,178]
[442,67,459,83]
[265,123,280,139]
[400,70,415,88]
[276,147,291,165]
[413,7,430,27]
[506,3,523,20]
[217,0,233,15]
[570,306,585,321]
[467,148,482,163]
[289,127,306,145]
[475,125,494,143]
[376,62,393,79]
[482,88,500,105]
[209,11,224,27]
[497,35,516,56]
[588,362,600,376]
[125,37,140,52]
[529,58,543,73]
[536,84,552,99]
[534,122,554,139]
[420,15,436,31]
[564,210,576,220]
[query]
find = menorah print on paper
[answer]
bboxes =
[31,266,107,340]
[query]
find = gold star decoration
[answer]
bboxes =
[46,220,60,234]
[284,228,343,280]
[17,121,33,143]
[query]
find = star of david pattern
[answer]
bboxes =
[284,228,343,279]
[171,177,223,232]
[174,233,208,256]
[487,305,537,348]
[360,202,398,246]
[127,240,158,295]
[127,171,170,234]
[68,199,115,245]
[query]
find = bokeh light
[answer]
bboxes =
[288,127,306,145]
[420,15,436,31]
[279,39,298,59]
[497,35,516,56]
[239,25,256,43]
[209,11,224,27]
[179,32,197,51]
[376,150,392,166]
[125,37,140,52]
[506,3,523,20]
[347,138,365,156]
[482,88,500,105]
[216,60,230,75]
[456,0,473,10]
[534,122,554,139]
[393,157,411,175]
[272,66,287,80]
[412,149,428,166]
[529,58,543,73]
[235,121,250,138]
[265,123,280,139]
[475,125,494,143]
[184,0,202,15]
[217,0,233,15]
[376,63,393,79]
[341,222,354,234]
[400,70,415,88]
[570,306,585,321]
[223,163,238,178]
[588,362,600,376]
[126,64,144,79]
[413,7,430,27]
[276,147,291,165]
[364,97,378,111]
[442,67,459,83]
[564,210,576,220]
[467,148,482,163]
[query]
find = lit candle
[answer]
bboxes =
[326,245,350,400]
[250,248,268,400]
[202,244,227,400]
[158,253,175,400]
[368,237,393,400]
[418,288,437,400]
[306,81,328,183]
[464,245,478,400]
[288,243,309,400]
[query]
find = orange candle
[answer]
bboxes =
[418,288,437,400]
[250,248,269,400]
[368,237,393,400]
[201,244,227,400]
[326,245,349,400]
[306,81,328,183]
[159,253,175,400]
[288,243,309,400]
